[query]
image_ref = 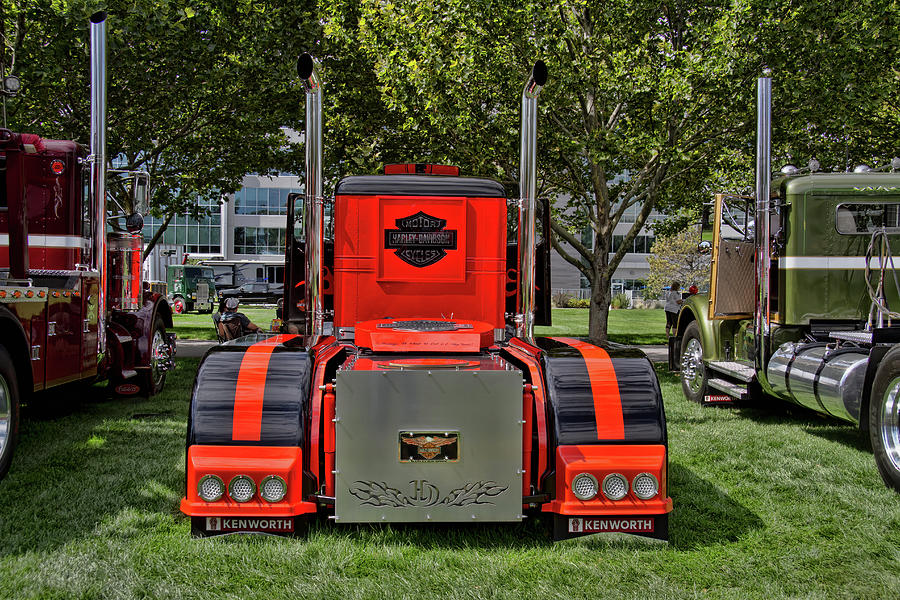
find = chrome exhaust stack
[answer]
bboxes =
[755,75,772,370]
[297,53,324,342]
[90,11,108,356]
[515,60,548,340]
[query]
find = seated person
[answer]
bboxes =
[218,298,261,340]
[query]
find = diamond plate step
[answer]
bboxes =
[829,330,873,344]
[708,361,756,383]
[707,377,750,401]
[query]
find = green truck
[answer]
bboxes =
[166,264,217,314]
[670,76,900,492]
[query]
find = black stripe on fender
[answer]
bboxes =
[188,337,311,447]
[536,337,666,445]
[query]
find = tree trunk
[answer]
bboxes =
[589,271,612,344]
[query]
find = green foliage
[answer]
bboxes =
[321,0,900,344]
[610,292,631,309]
[646,228,711,299]
[1,0,317,250]
[565,297,590,308]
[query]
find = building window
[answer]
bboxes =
[234,187,299,215]
[142,195,222,255]
[234,226,299,255]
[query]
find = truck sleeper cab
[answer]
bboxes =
[180,55,673,540]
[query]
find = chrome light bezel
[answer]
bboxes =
[632,472,660,500]
[571,472,599,501]
[197,474,225,502]
[259,475,288,503]
[228,474,256,503]
[602,472,629,501]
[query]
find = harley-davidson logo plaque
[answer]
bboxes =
[384,211,457,267]
[400,432,459,462]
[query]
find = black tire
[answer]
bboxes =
[172,296,186,314]
[186,301,195,313]
[680,321,709,403]
[141,315,170,396]
[869,345,900,492]
[0,345,21,480]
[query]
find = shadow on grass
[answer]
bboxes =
[667,462,763,550]
[736,400,872,453]
[0,361,197,558]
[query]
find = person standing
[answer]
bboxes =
[664,281,683,337]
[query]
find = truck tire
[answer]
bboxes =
[680,321,709,403]
[172,296,185,314]
[141,316,170,396]
[869,345,900,492]
[0,345,20,480]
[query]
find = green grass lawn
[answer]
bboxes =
[170,307,277,341]
[1,359,897,599]
[538,308,667,345]
[173,307,667,345]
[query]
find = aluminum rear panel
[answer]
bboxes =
[334,369,523,523]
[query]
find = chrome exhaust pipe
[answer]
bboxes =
[515,60,548,340]
[755,75,772,370]
[90,11,108,356]
[297,53,324,342]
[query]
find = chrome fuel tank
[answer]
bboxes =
[767,343,869,424]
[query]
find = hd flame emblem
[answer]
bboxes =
[384,212,457,268]
[400,432,459,462]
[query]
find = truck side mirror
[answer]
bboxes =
[697,240,712,255]
[131,172,150,215]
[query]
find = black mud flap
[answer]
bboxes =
[552,513,669,542]
[190,516,310,538]
[668,336,681,371]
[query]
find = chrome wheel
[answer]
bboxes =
[149,328,169,390]
[681,338,705,394]
[0,373,10,462]
[879,376,900,474]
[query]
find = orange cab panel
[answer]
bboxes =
[333,176,507,329]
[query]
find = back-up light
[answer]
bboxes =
[228,475,256,503]
[602,473,629,501]
[632,473,660,500]
[260,475,287,503]
[197,475,225,502]
[571,473,599,500]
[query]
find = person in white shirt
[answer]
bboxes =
[664,281,683,337]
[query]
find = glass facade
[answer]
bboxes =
[234,187,300,215]
[612,234,654,254]
[142,196,222,255]
[234,227,300,255]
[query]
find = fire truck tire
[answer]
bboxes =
[680,321,708,403]
[869,345,900,492]
[0,345,20,480]
[172,297,185,314]
[141,316,169,396]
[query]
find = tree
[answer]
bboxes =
[645,227,710,300]
[2,0,318,254]
[323,0,899,343]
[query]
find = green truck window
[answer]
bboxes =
[835,202,900,234]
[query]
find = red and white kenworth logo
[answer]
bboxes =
[568,517,654,534]
[206,517,294,533]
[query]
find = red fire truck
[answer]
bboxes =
[180,55,672,541]
[0,13,175,479]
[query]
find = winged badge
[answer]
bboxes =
[402,435,458,460]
